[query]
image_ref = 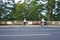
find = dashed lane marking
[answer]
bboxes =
[0,34,50,37]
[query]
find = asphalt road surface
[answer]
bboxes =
[0,26,60,40]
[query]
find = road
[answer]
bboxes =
[0,25,60,40]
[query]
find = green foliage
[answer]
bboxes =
[11,3,26,20]
[11,0,44,21]
[0,0,60,21]
[46,0,55,21]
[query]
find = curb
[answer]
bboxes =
[0,25,60,27]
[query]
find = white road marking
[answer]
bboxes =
[0,34,50,36]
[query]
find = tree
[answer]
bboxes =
[57,1,60,21]
[12,3,26,20]
[27,0,45,21]
[46,0,55,21]
[52,0,60,21]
